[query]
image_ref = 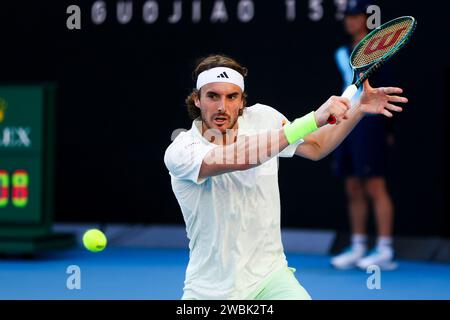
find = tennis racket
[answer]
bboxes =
[328,16,417,124]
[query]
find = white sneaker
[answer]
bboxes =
[356,248,398,271]
[331,246,367,270]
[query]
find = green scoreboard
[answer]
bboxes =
[0,85,74,254]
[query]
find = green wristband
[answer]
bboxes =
[283,111,318,144]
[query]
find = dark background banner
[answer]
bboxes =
[0,1,448,236]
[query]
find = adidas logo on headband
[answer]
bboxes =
[196,67,245,91]
[217,72,229,79]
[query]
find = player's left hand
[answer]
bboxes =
[359,78,408,118]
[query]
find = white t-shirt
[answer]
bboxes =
[164,103,303,299]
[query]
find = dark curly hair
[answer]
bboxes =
[185,54,248,120]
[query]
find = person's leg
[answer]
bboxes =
[252,267,311,300]
[346,177,369,236]
[364,177,393,237]
[331,177,369,269]
[356,176,396,270]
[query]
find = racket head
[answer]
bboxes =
[350,16,417,71]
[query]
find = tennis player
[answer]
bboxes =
[164,54,407,299]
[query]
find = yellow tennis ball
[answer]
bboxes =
[83,229,107,252]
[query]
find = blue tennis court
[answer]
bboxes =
[2,247,450,300]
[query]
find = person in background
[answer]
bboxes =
[331,0,398,270]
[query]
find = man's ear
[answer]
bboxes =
[194,92,200,108]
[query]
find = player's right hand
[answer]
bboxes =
[314,96,351,127]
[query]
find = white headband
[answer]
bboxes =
[196,67,245,92]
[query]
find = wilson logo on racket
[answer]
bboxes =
[363,27,408,55]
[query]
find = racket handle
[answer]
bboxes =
[327,85,359,124]
[341,84,358,100]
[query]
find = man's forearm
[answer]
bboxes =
[200,128,290,178]
[308,103,365,160]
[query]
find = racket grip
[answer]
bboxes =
[341,84,358,101]
[327,85,359,124]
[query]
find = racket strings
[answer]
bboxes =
[352,19,415,68]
